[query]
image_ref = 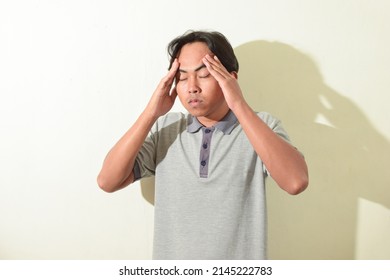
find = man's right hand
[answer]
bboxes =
[146,58,180,119]
[97,59,180,192]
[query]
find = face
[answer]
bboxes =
[175,42,229,126]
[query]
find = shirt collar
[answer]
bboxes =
[187,110,238,135]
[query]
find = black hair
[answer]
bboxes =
[167,30,239,73]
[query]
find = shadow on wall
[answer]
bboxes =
[235,40,390,259]
[140,40,390,259]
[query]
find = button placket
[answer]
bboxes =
[199,127,214,178]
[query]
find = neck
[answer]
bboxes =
[196,108,230,128]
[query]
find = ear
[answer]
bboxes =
[231,71,238,79]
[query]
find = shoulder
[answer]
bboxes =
[152,112,189,133]
[157,112,187,124]
[256,112,291,142]
[256,112,282,128]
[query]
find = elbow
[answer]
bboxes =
[97,171,134,193]
[286,174,309,195]
[286,160,309,195]
[97,174,117,193]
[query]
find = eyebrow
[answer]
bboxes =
[179,64,207,73]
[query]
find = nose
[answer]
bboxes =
[187,76,201,94]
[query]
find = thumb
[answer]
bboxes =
[170,86,178,101]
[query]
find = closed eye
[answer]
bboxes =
[199,73,210,79]
[177,73,187,81]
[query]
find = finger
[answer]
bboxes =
[164,59,179,82]
[161,59,179,89]
[203,55,219,71]
[203,54,216,66]
[206,55,229,74]
[170,86,178,100]
[204,54,222,67]
[203,55,228,79]
[204,55,237,80]
[168,58,179,77]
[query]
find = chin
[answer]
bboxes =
[184,106,200,115]
[186,109,206,117]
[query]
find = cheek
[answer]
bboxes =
[176,87,187,103]
[175,83,186,96]
[202,79,222,94]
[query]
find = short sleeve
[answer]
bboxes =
[132,112,187,181]
[133,125,158,181]
[257,112,293,176]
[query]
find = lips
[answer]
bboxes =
[188,98,202,105]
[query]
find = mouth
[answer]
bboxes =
[188,98,202,106]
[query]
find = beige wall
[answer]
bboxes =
[0,0,389,259]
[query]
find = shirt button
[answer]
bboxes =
[205,129,211,133]
[203,143,208,149]
[201,160,206,166]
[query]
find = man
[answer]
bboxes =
[97,31,308,259]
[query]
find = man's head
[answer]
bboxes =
[167,30,239,73]
[166,31,239,125]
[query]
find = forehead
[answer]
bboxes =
[178,42,213,68]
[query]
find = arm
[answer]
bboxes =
[231,103,308,195]
[97,59,179,193]
[203,55,308,195]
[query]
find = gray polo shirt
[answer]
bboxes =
[134,110,291,259]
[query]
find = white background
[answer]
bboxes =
[1,0,389,259]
